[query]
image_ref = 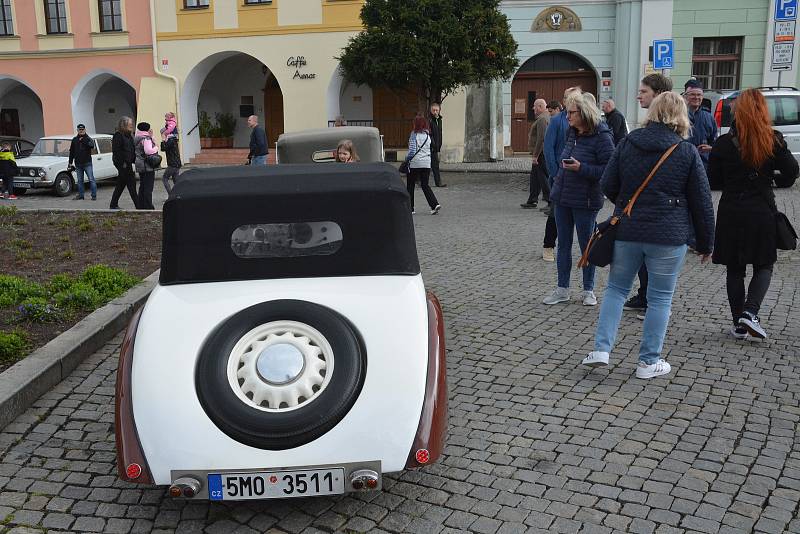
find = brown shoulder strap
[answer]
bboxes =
[622,143,679,217]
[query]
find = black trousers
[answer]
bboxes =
[407,168,439,210]
[162,167,180,194]
[637,265,649,301]
[543,212,557,248]
[110,165,138,209]
[137,171,155,210]
[431,151,442,186]
[526,162,543,204]
[726,263,774,325]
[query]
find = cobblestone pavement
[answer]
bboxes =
[1,174,799,534]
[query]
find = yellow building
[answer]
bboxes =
[146,0,468,163]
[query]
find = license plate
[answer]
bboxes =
[208,468,345,500]
[14,181,32,187]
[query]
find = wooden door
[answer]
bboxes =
[264,77,284,146]
[0,109,20,137]
[372,86,419,148]
[510,72,598,153]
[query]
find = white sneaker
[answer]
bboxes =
[582,290,597,306]
[543,287,570,305]
[582,351,609,367]
[730,325,749,340]
[542,247,555,262]
[636,359,671,379]
[430,204,441,215]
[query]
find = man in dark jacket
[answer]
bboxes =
[684,78,717,168]
[160,135,182,194]
[247,115,268,165]
[429,103,446,187]
[601,99,628,145]
[68,124,96,201]
[110,116,138,209]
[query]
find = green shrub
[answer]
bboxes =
[0,205,18,218]
[17,297,62,323]
[54,282,102,311]
[46,274,75,295]
[79,265,139,301]
[0,275,46,307]
[0,330,29,365]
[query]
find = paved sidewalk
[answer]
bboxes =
[441,157,532,173]
[0,174,798,533]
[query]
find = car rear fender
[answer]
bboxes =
[115,307,154,484]
[405,291,447,468]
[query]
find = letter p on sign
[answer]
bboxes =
[653,39,674,69]
[777,0,797,21]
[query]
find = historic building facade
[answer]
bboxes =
[0,0,162,140]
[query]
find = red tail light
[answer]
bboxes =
[126,463,142,480]
[714,100,723,128]
[415,449,430,464]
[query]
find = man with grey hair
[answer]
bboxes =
[522,98,550,209]
[602,98,628,145]
[247,115,268,165]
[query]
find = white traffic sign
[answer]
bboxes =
[653,39,674,70]
[775,20,796,41]
[771,42,794,70]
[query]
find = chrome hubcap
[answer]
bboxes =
[255,343,305,385]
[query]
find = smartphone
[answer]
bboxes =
[562,158,575,165]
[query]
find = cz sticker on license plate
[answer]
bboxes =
[208,468,345,500]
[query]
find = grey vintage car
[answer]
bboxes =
[276,126,384,164]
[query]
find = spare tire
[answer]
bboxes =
[195,299,366,450]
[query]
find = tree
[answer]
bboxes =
[337,0,518,112]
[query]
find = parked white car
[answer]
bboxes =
[115,163,448,502]
[14,134,118,196]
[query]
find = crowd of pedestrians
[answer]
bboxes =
[525,75,798,380]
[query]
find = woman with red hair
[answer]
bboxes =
[709,88,798,340]
[403,115,441,214]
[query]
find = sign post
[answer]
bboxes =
[773,0,798,85]
[653,39,674,73]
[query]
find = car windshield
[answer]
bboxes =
[31,139,71,157]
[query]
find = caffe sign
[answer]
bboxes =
[287,56,316,80]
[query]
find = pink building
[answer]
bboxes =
[0,0,157,140]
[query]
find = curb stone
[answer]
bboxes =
[0,270,160,429]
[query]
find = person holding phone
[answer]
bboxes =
[544,92,615,307]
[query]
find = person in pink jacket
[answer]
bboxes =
[134,122,159,210]
[161,112,178,139]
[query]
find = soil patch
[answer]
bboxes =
[0,209,162,367]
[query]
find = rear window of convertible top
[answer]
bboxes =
[231,222,343,259]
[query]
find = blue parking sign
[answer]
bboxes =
[653,39,674,70]
[776,0,798,21]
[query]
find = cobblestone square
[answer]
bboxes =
[0,173,798,533]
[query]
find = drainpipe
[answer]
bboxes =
[148,0,182,159]
[488,80,497,162]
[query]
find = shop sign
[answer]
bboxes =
[287,56,316,80]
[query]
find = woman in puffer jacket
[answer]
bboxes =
[583,92,715,379]
[134,122,159,210]
[544,92,615,307]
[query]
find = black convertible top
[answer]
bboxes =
[160,163,420,284]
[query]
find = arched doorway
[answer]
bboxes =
[510,51,597,153]
[0,77,44,141]
[182,52,283,160]
[71,70,137,135]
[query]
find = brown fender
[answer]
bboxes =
[405,291,448,468]
[114,307,154,484]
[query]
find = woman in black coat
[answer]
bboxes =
[709,88,799,340]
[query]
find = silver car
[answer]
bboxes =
[710,87,800,170]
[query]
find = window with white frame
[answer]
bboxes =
[98,0,122,31]
[0,0,12,36]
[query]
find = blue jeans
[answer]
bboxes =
[554,204,598,290]
[594,241,687,364]
[252,155,267,166]
[75,164,96,199]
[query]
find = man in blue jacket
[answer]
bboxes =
[541,87,582,261]
[247,115,268,165]
[684,78,717,168]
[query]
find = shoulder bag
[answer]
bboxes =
[578,143,679,268]
[731,136,797,250]
[399,133,429,175]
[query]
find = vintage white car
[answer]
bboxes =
[115,163,447,501]
[14,134,118,196]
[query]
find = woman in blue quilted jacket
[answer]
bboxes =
[583,92,715,379]
[544,92,615,307]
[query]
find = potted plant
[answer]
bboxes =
[199,111,237,149]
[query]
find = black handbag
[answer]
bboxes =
[579,143,679,268]
[400,133,428,175]
[145,153,162,168]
